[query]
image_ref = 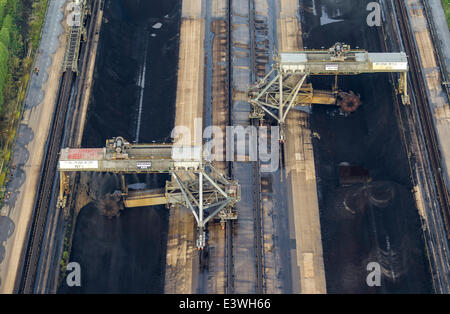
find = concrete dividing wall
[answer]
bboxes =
[276,0,327,294]
[164,0,206,294]
[205,0,228,294]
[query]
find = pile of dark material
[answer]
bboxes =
[97,191,123,218]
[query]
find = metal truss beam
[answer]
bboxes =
[58,137,240,249]
[248,43,410,141]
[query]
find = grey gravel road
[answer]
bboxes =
[0,0,67,293]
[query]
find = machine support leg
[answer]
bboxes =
[279,72,283,123]
[120,173,128,196]
[399,72,409,104]
[57,171,69,208]
[199,172,203,227]
[59,171,66,202]
[333,74,338,93]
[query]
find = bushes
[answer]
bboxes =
[0,0,7,28]
[0,0,23,115]
[0,15,11,113]
[0,0,48,202]
[0,44,7,112]
[0,0,46,119]
[443,0,450,29]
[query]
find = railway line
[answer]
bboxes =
[394,0,450,237]
[221,0,265,294]
[18,0,100,293]
[249,0,264,294]
[196,0,236,294]
[19,71,74,293]
[225,0,234,294]
[253,124,264,294]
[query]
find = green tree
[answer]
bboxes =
[0,19,11,49]
[0,41,8,110]
[0,0,7,28]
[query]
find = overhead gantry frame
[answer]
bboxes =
[57,137,240,249]
[249,43,409,140]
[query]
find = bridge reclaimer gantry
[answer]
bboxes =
[57,137,240,249]
[249,43,409,140]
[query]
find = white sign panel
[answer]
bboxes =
[372,62,408,71]
[325,64,339,71]
[281,65,306,73]
[136,162,152,170]
[59,160,99,170]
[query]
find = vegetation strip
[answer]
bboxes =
[0,0,49,202]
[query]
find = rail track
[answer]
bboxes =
[223,0,265,294]
[394,0,450,237]
[249,0,264,294]
[225,0,234,294]
[253,122,264,294]
[19,71,74,293]
[18,0,100,293]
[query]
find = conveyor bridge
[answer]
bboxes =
[249,43,409,140]
[57,137,241,248]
